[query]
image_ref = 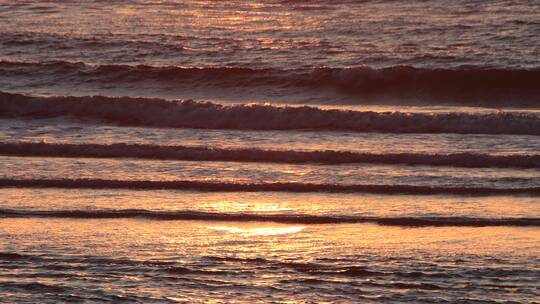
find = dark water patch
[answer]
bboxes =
[463,267,540,278]
[163,266,236,276]
[202,256,269,264]
[0,252,29,261]
[0,282,71,293]
[278,278,330,284]
[368,281,444,290]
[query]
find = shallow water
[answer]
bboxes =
[2,219,539,303]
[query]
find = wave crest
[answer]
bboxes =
[2,60,540,104]
[1,91,539,135]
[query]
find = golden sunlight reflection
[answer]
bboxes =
[211,200,292,213]
[209,225,305,236]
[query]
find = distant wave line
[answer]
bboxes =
[1,142,540,168]
[1,178,539,196]
[1,208,538,227]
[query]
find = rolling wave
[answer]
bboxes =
[1,60,539,104]
[1,178,538,196]
[2,142,539,168]
[0,209,538,226]
[2,91,539,135]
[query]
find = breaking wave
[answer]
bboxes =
[1,178,539,196]
[2,142,539,168]
[1,91,539,135]
[0,209,538,227]
[2,60,540,104]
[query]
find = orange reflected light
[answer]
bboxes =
[209,225,305,236]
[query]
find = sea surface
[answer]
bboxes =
[0,0,539,303]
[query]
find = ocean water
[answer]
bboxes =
[0,0,539,303]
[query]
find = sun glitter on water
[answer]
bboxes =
[209,225,306,236]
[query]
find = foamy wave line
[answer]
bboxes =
[1,92,539,135]
[2,60,540,104]
[2,142,539,168]
[0,209,538,227]
[1,178,538,196]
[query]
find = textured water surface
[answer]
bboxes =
[1,0,539,303]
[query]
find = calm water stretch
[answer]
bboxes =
[1,0,539,303]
